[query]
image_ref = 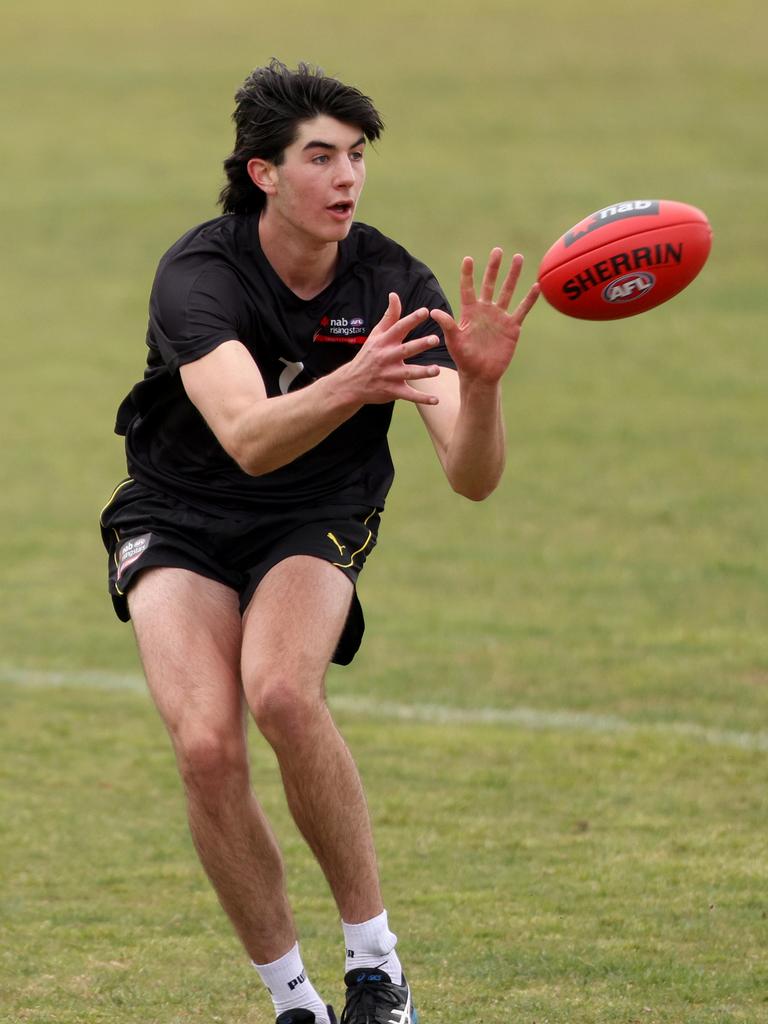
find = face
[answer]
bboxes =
[249,115,367,245]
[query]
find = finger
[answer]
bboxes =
[511,281,541,323]
[403,363,441,382]
[398,382,440,406]
[479,247,503,303]
[430,308,457,341]
[496,253,524,311]
[382,305,430,343]
[459,256,476,308]
[400,334,440,360]
[375,292,402,333]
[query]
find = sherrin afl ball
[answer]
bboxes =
[537,199,712,320]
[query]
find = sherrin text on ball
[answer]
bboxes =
[538,199,712,320]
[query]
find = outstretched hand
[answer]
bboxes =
[340,292,441,406]
[431,249,540,385]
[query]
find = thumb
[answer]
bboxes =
[430,308,456,338]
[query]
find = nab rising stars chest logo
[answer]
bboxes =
[314,314,368,345]
[276,312,368,394]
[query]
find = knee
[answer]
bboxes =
[248,670,326,747]
[174,728,249,803]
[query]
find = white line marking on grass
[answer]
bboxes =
[1,666,147,693]
[331,697,768,753]
[3,665,768,753]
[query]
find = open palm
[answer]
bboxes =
[431,249,540,384]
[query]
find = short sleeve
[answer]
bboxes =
[404,270,456,370]
[148,261,244,373]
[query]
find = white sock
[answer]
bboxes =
[343,909,402,985]
[252,942,330,1023]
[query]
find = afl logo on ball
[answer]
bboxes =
[603,271,656,304]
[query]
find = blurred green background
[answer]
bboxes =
[3,0,765,712]
[2,1,767,1021]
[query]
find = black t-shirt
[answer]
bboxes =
[116,215,455,512]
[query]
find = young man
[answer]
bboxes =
[100,59,538,1023]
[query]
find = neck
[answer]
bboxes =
[258,211,340,300]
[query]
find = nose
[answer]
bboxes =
[333,155,356,188]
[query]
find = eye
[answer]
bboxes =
[312,154,330,165]
[350,150,364,162]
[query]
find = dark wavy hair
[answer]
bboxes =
[218,59,384,215]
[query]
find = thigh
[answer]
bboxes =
[241,556,354,700]
[236,505,381,667]
[128,566,246,745]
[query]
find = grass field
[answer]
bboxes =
[2,1,767,1021]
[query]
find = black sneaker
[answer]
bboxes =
[276,1007,337,1024]
[340,969,417,1024]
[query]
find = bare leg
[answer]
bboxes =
[242,556,384,925]
[128,567,296,962]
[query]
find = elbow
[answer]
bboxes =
[225,419,283,477]
[238,459,266,477]
[447,463,504,502]
[228,438,269,477]
[453,482,497,502]
[236,452,274,477]
[444,447,505,502]
[450,474,500,502]
[233,442,291,478]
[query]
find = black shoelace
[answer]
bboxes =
[340,979,404,1024]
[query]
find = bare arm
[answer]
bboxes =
[412,369,506,501]
[179,294,441,476]
[412,250,540,501]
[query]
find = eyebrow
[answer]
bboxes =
[302,135,366,152]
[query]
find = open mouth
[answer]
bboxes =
[328,201,354,215]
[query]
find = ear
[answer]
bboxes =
[247,158,279,196]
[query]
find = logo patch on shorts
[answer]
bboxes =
[327,531,346,557]
[117,533,151,581]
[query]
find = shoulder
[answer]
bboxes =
[347,222,429,272]
[152,215,255,301]
[156,215,254,275]
[159,213,251,262]
[347,222,447,306]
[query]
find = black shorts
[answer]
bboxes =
[99,478,381,666]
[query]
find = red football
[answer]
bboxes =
[537,199,712,320]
